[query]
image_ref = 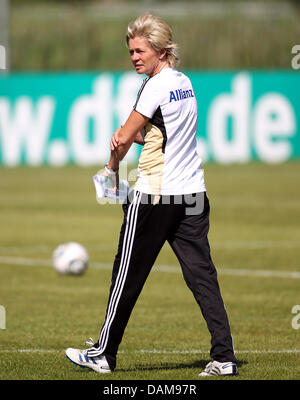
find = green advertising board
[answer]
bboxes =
[0,71,299,166]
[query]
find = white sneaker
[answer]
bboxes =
[65,346,112,374]
[199,360,238,377]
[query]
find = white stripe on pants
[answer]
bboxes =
[88,191,142,357]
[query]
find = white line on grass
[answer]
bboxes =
[154,264,300,279]
[0,349,57,353]
[0,240,299,253]
[1,255,300,279]
[212,240,300,250]
[0,349,300,355]
[139,349,300,354]
[0,256,53,267]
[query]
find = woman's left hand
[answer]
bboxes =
[110,125,123,151]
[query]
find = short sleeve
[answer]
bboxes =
[133,78,162,118]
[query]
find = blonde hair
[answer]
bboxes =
[126,13,179,68]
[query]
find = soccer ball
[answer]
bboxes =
[52,242,89,275]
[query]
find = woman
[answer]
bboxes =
[66,13,237,377]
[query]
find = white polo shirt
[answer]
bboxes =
[133,68,206,196]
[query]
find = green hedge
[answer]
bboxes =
[9,2,300,71]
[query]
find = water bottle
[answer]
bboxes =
[93,174,130,203]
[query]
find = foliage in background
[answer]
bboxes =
[7,1,300,70]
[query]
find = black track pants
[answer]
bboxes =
[88,191,236,369]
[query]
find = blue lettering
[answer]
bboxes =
[169,91,177,102]
[169,89,194,102]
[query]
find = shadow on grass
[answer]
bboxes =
[65,357,248,377]
[117,359,248,373]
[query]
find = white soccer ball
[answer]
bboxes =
[52,242,89,275]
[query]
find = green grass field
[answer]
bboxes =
[0,162,300,381]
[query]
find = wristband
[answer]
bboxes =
[105,164,118,176]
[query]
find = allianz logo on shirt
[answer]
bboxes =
[169,89,194,102]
